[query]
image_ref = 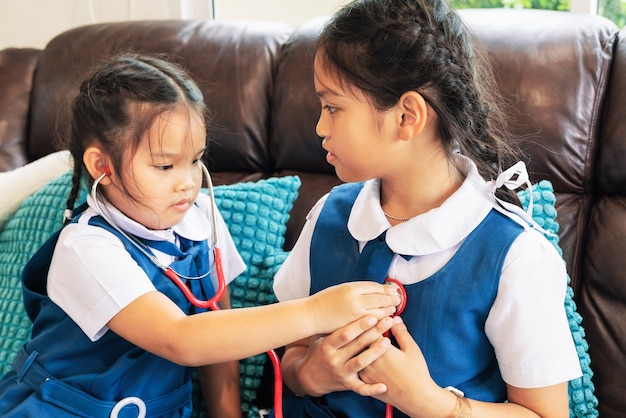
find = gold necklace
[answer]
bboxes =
[383,211,415,222]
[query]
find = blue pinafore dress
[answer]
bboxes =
[282,182,524,418]
[0,211,216,417]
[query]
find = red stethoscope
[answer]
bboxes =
[383,277,407,418]
[90,163,285,418]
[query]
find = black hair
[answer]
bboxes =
[316,0,521,204]
[64,53,207,218]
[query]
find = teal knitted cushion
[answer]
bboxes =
[0,174,82,372]
[518,180,598,418]
[0,170,300,418]
[192,178,299,418]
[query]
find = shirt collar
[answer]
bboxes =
[86,194,212,242]
[347,154,495,256]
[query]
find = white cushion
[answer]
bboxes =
[0,150,73,231]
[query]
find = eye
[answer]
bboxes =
[323,104,338,114]
[155,165,173,171]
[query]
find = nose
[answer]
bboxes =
[315,112,328,141]
[176,166,197,192]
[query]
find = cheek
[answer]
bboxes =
[125,170,166,200]
[194,171,204,190]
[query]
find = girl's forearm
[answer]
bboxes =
[109,291,322,366]
[108,282,399,366]
[178,298,321,365]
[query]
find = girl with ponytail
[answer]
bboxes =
[273,0,582,416]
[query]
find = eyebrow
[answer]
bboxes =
[317,89,340,100]
[314,74,344,99]
[154,147,206,160]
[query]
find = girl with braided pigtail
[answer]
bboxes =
[273,0,582,417]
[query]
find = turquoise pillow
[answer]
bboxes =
[0,174,82,371]
[0,170,300,418]
[193,178,299,418]
[517,180,598,418]
[195,251,291,418]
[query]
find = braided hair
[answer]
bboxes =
[316,0,520,204]
[64,53,207,220]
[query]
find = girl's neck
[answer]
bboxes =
[380,158,463,223]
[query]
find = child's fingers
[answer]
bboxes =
[347,281,402,315]
[389,316,414,350]
[323,315,378,349]
[349,380,388,397]
[319,282,401,329]
[344,333,392,374]
[354,281,404,298]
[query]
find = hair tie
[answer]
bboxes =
[495,161,532,217]
[63,208,73,223]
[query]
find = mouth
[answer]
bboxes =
[172,198,192,212]
[325,151,337,165]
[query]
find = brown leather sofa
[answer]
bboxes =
[0,8,624,417]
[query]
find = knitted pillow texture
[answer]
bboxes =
[0,170,300,418]
[192,178,299,418]
[517,180,598,418]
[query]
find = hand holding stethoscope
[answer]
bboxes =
[90,162,284,418]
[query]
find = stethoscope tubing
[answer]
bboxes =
[89,162,284,418]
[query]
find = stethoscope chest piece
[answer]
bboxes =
[384,277,407,316]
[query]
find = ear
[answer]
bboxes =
[397,91,428,141]
[83,146,112,185]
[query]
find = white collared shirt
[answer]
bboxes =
[48,193,246,341]
[273,155,582,388]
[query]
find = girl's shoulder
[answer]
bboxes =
[504,226,567,280]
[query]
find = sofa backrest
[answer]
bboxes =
[0,47,40,169]
[582,25,626,418]
[27,20,294,172]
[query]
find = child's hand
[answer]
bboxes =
[284,316,395,397]
[359,317,444,416]
[361,318,572,417]
[308,281,401,334]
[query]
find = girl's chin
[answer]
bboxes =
[144,214,184,231]
[334,169,372,184]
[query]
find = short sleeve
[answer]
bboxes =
[486,228,582,388]
[47,222,156,341]
[273,195,327,301]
